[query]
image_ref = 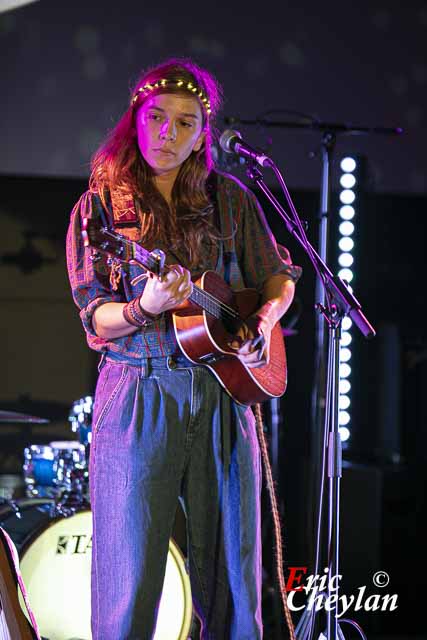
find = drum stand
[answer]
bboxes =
[244,158,375,640]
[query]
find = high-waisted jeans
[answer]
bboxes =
[90,354,263,639]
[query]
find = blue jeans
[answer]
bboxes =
[90,355,263,639]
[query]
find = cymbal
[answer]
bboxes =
[0,410,49,424]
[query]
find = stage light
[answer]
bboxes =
[340,174,356,189]
[339,379,351,394]
[342,317,352,331]
[339,237,354,252]
[338,268,353,283]
[339,410,350,426]
[0,1,40,14]
[340,189,356,205]
[338,253,354,268]
[339,395,351,410]
[339,221,354,236]
[339,363,351,378]
[340,157,356,172]
[339,348,352,363]
[339,205,355,220]
[341,331,352,347]
[339,427,350,442]
[338,155,359,443]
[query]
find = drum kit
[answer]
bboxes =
[0,401,193,640]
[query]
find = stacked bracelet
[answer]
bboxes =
[123,297,159,328]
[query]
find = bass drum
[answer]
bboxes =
[0,499,193,640]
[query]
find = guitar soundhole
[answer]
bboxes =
[221,314,240,336]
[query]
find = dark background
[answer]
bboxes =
[1,0,426,195]
[1,1,426,638]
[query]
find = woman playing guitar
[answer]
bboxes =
[66,57,301,639]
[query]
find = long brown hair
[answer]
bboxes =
[89,58,223,267]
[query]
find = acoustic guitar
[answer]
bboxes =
[0,527,40,640]
[83,220,287,405]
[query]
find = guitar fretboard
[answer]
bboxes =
[189,285,238,321]
[132,238,239,322]
[87,224,241,323]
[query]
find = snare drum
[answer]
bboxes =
[23,441,86,498]
[0,499,193,640]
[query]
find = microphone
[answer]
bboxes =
[219,129,272,168]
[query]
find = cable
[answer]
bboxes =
[254,402,296,640]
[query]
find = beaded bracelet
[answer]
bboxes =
[123,297,159,328]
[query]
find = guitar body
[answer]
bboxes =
[0,528,38,640]
[172,271,287,405]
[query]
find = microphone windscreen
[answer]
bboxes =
[219,129,242,153]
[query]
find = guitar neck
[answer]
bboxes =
[84,223,240,322]
[131,241,239,321]
[187,283,238,321]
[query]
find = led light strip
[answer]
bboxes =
[337,156,357,443]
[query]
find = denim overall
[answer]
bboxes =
[89,196,263,639]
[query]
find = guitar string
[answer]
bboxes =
[105,230,241,320]
[133,246,240,318]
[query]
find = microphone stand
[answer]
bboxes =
[224,116,401,486]
[224,115,403,137]
[244,157,375,640]
[223,116,402,637]
[224,116,401,520]
[309,130,335,566]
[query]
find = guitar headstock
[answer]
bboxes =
[82,218,165,276]
[82,218,130,260]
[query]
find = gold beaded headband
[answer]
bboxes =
[131,78,212,115]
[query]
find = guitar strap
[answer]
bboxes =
[0,528,41,639]
[93,188,142,291]
[106,173,245,289]
[109,179,221,273]
[109,189,142,242]
[107,188,187,272]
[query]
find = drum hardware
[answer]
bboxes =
[68,396,93,448]
[53,478,90,518]
[0,497,61,522]
[68,396,93,472]
[18,397,94,512]
[23,441,88,503]
[48,441,88,500]
[0,474,26,501]
[0,410,49,425]
[0,498,23,519]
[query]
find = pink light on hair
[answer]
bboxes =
[89,58,223,269]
